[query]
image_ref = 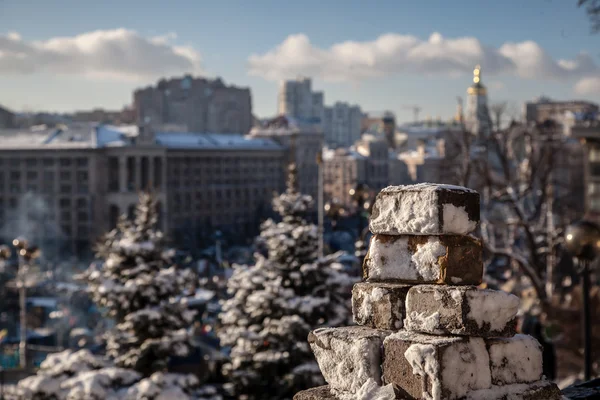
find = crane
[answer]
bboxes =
[402,105,422,123]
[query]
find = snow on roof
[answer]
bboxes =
[156,132,283,150]
[95,124,138,147]
[0,123,96,149]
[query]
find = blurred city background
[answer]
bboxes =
[0,1,599,399]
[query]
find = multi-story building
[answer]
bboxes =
[323,102,363,148]
[277,77,324,123]
[524,97,599,124]
[134,75,253,134]
[249,115,323,203]
[361,111,396,149]
[0,105,16,129]
[323,135,389,209]
[0,124,285,257]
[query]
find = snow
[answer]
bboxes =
[404,344,441,400]
[407,311,440,331]
[466,289,519,332]
[310,327,388,393]
[443,204,478,236]
[335,378,396,400]
[366,235,446,281]
[487,334,543,385]
[465,380,558,400]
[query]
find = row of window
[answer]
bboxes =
[0,158,89,168]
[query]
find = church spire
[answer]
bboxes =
[473,65,481,84]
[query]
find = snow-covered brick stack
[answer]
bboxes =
[294,184,562,400]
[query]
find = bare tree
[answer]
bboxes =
[579,0,600,33]
[478,121,582,305]
[489,102,508,131]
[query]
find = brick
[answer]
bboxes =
[465,379,562,400]
[308,326,391,394]
[404,285,519,338]
[369,184,480,235]
[352,282,411,330]
[363,234,482,285]
[293,385,337,400]
[382,330,491,400]
[486,334,543,386]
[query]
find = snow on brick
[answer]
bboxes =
[465,379,562,400]
[404,285,519,337]
[352,282,411,330]
[308,326,391,393]
[486,334,543,386]
[363,234,482,285]
[369,184,479,235]
[382,330,491,400]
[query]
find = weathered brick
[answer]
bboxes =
[308,326,391,394]
[382,330,491,400]
[293,385,337,400]
[404,285,519,338]
[486,334,543,386]
[369,184,480,235]
[363,234,482,285]
[352,282,411,330]
[465,379,562,400]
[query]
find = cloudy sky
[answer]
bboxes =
[0,0,598,123]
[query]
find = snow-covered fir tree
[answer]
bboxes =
[17,193,220,400]
[218,164,358,400]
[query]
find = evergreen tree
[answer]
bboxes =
[17,193,221,400]
[84,193,196,375]
[218,164,357,399]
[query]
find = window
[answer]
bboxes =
[10,171,20,180]
[76,158,88,167]
[61,225,72,236]
[43,158,54,167]
[60,185,72,194]
[77,211,88,221]
[59,198,71,208]
[60,158,71,167]
[61,211,71,221]
[60,171,71,180]
[590,146,600,162]
[27,171,37,180]
[25,158,37,167]
[77,198,87,208]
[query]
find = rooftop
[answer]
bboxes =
[0,124,284,151]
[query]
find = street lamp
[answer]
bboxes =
[564,220,600,381]
[0,238,41,369]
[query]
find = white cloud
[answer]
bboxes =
[248,32,599,84]
[574,76,600,95]
[0,29,202,81]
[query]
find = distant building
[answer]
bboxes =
[465,65,492,139]
[524,97,599,124]
[323,102,363,148]
[249,115,323,202]
[361,111,396,149]
[277,77,324,123]
[0,124,285,256]
[0,105,16,129]
[323,135,389,208]
[134,75,252,134]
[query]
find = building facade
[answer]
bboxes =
[0,125,285,257]
[0,105,16,129]
[524,97,599,124]
[323,135,389,209]
[249,115,323,202]
[277,77,324,123]
[134,76,253,134]
[323,102,363,148]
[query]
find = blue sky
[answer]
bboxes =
[0,0,598,123]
